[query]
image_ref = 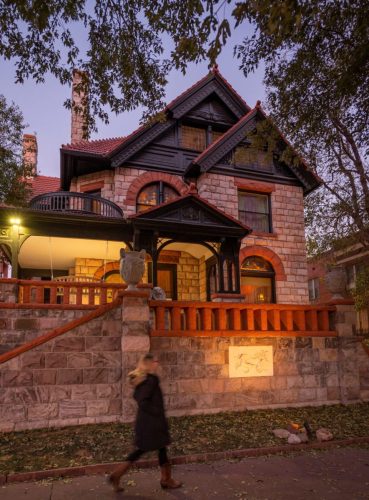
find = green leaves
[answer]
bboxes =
[0,95,33,206]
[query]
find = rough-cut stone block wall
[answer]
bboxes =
[0,309,87,355]
[151,335,368,416]
[177,252,201,301]
[0,307,122,431]
[198,173,309,303]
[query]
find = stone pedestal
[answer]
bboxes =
[0,279,18,303]
[120,290,151,422]
[332,301,362,403]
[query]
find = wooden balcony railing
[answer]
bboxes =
[149,301,337,337]
[18,280,125,308]
[29,191,123,218]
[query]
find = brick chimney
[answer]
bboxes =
[22,134,38,177]
[71,69,89,143]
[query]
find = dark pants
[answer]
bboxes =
[126,447,169,466]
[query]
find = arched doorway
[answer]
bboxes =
[241,256,275,303]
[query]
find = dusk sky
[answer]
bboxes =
[0,22,265,178]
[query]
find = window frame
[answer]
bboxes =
[136,181,179,213]
[240,256,276,304]
[238,190,273,234]
[308,277,320,301]
[179,122,225,151]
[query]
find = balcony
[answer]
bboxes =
[29,191,123,218]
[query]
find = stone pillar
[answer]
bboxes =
[121,290,151,422]
[0,279,18,303]
[22,134,38,176]
[332,301,362,403]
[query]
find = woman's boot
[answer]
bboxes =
[160,463,182,489]
[108,461,131,492]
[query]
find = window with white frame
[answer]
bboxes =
[308,277,320,301]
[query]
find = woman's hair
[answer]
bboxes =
[128,353,156,387]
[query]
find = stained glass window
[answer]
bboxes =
[181,125,206,151]
[136,182,179,213]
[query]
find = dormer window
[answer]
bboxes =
[181,125,206,151]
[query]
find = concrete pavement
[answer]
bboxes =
[1,447,369,499]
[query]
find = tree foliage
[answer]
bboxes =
[0,95,33,205]
[1,1,368,251]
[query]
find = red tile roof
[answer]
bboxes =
[62,136,126,156]
[29,175,60,198]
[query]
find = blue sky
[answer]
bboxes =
[0,22,265,178]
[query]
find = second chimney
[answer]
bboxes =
[71,69,89,144]
[23,134,38,177]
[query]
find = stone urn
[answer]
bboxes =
[325,266,347,299]
[119,248,146,290]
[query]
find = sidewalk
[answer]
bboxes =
[1,447,369,500]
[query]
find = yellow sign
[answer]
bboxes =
[229,346,273,378]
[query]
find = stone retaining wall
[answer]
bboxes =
[150,335,369,417]
[0,306,122,431]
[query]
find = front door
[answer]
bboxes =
[149,263,177,300]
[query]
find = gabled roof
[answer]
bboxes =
[130,185,251,240]
[28,175,60,198]
[60,68,249,162]
[188,103,321,194]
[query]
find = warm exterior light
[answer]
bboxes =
[10,217,21,225]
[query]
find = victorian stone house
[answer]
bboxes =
[0,67,320,305]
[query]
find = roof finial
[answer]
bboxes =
[212,63,219,74]
[188,182,198,195]
[256,100,261,108]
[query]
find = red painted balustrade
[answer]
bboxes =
[149,301,337,336]
[18,280,125,307]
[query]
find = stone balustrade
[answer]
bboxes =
[150,301,336,336]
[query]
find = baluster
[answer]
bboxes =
[35,285,44,304]
[270,309,281,331]
[50,285,57,304]
[307,309,318,331]
[231,308,241,330]
[186,307,197,331]
[294,309,306,331]
[100,286,107,305]
[318,309,330,332]
[63,286,70,305]
[76,285,83,306]
[201,307,212,331]
[156,306,166,330]
[215,307,227,330]
[88,286,95,305]
[247,309,255,331]
[281,310,294,331]
[171,306,181,331]
[22,284,30,304]
[260,309,268,330]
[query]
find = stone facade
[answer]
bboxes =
[198,173,309,303]
[71,168,309,304]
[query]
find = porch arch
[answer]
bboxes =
[239,246,287,281]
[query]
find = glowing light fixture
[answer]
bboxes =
[10,217,21,225]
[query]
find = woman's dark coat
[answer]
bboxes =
[133,373,170,451]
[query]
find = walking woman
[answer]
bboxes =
[109,353,182,492]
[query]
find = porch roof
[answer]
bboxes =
[129,187,251,241]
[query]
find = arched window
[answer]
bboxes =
[241,256,275,303]
[136,182,179,213]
